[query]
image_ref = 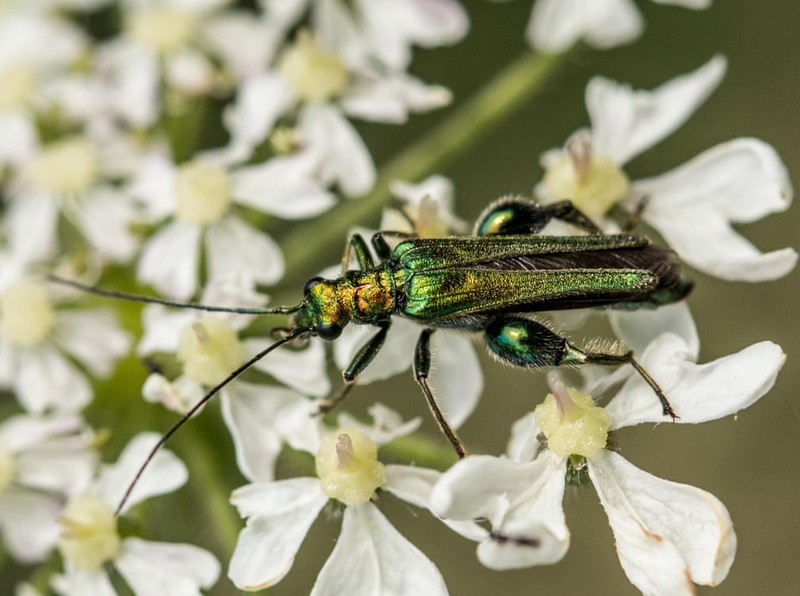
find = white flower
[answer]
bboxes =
[0,10,87,169]
[222,1,464,194]
[431,333,786,594]
[0,414,96,563]
[131,148,334,299]
[525,0,711,53]
[348,0,469,71]
[228,408,484,593]
[627,139,796,281]
[136,290,329,482]
[535,56,796,281]
[2,128,140,265]
[0,255,131,414]
[95,0,233,127]
[53,433,220,596]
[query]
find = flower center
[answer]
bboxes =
[176,316,246,387]
[0,279,56,347]
[278,32,349,102]
[29,137,98,197]
[0,440,15,493]
[542,137,629,221]
[128,8,197,55]
[534,376,611,458]
[58,494,121,570]
[316,428,386,506]
[174,160,232,225]
[0,64,36,110]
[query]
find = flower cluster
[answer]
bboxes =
[0,1,794,596]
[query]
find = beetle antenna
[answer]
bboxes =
[114,327,307,516]
[47,274,303,315]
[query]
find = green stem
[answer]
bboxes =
[280,49,575,280]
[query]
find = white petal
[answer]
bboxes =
[66,188,139,263]
[383,464,439,508]
[246,337,331,398]
[0,488,61,563]
[589,450,736,592]
[426,331,482,428]
[0,413,80,450]
[96,432,188,513]
[505,411,541,463]
[203,12,283,79]
[221,383,320,482]
[115,537,220,596]
[205,216,285,286]
[311,503,448,596]
[16,346,92,414]
[431,452,570,568]
[137,220,201,300]
[337,403,421,445]
[354,0,468,69]
[164,50,214,95]
[299,103,376,197]
[341,73,452,123]
[609,302,699,360]
[312,0,368,69]
[389,175,455,210]
[15,434,96,495]
[527,0,643,53]
[333,318,418,384]
[607,333,785,428]
[141,374,205,414]
[97,41,159,128]
[127,151,176,221]
[53,568,115,596]
[634,139,796,281]
[136,305,195,357]
[590,55,727,164]
[5,191,59,264]
[231,153,336,219]
[0,113,36,168]
[51,309,130,377]
[228,479,327,590]
[384,464,487,541]
[222,72,294,157]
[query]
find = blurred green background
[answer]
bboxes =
[5,1,798,594]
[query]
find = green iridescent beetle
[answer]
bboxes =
[292,196,690,456]
[53,196,691,511]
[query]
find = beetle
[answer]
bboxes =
[295,196,690,454]
[52,195,691,513]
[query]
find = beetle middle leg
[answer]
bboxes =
[484,315,677,419]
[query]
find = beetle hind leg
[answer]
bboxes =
[474,196,602,237]
[484,316,676,420]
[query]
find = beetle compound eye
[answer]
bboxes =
[303,277,324,296]
[315,323,342,341]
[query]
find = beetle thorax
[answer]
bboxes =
[347,269,396,322]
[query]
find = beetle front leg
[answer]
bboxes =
[341,234,376,273]
[317,320,391,414]
[484,316,676,420]
[414,328,467,458]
